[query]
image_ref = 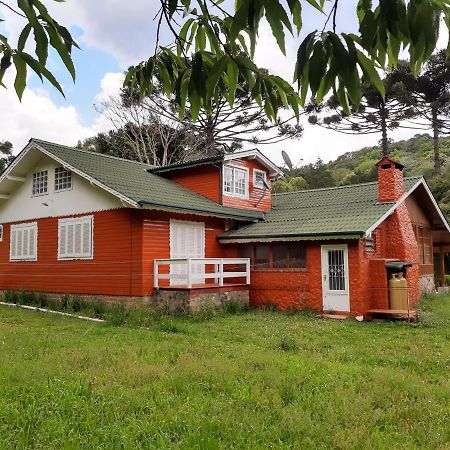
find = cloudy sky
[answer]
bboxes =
[0,1,447,166]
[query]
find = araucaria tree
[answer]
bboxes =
[307,77,425,157]
[390,51,450,175]
[123,1,450,124]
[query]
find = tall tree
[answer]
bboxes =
[118,80,303,156]
[0,140,13,172]
[124,1,450,123]
[307,77,425,156]
[390,52,450,175]
[0,0,78,99]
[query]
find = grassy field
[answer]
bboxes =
[0,296,449,449]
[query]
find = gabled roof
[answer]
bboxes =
[150,148,283,177]
[0,139,264,221]
[219,177,448,242]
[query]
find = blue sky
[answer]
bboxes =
[0,1,446,166]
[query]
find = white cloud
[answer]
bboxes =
[95,72,125,103]
[0,72,122,153]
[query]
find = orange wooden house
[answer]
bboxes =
[0,139,449,315]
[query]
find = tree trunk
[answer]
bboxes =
[204,117,216,156]
[380,104,389,157]
[431,105,441,176]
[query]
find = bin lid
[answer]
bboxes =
[386,261,413,269]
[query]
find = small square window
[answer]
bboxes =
[55,167,72,191]
[253,169,267,189]
[32,170,48,196]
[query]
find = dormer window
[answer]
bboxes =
[223,165,248,199]
[253,169,267,189]
[55,167,72,191]
[32,170,48,196]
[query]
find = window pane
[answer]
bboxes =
[32,170,48,195]
[273,244,289,268]
[234,168,247,196]
[239,246,254,268]
[224,167,233,193]
[55,167,72,191]
[255,245,270,268]
[290,245,306,268]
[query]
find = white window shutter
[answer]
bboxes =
[28,228,35,258]
[67,224,74,254]
[17,229,23,257]
[10,229,17,259]
[74,223,82,254]
[59,223,67,258]
[22,229,29,257]
[82,220,91,256]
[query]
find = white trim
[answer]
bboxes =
[223,149,283,177]
[253,169,267,189]
[57,215,94,260]
[0,142,138,208]
[6,175,25,182]
[364,178,450,236]
[321,244,350,312]
[222,164,249,200]
[10,221,38,262]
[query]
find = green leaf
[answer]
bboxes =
[264,0,290,54]
[18,24,32,53]
[195,25,206,51]
[12,53,27,100]
[206,54,229,100]
[294,31,315,83]
[227,59,239,107]
[287,0,302,34]
[45,25,76,81]
[308,41,327,95]
[230,4,249,41]
[356,49,385,98]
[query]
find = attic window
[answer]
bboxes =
[55,167,72,191]
[253,169,267,189]
[223,166,248,199]
[32,170,48,196]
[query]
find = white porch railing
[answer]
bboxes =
[153,258,251,289]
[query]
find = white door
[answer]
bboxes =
[321,245,350,312]
[170,220,205,286]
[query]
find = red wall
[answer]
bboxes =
[0,210,142,296]
[222,158,271,212]
[0,209,232,298]
[247,203,421,315]
[164,158,272,212]
[166,165,221,203]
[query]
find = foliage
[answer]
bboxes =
[0,295,449,448]
[0,140,13,172]
[124,1,450,122]
[0,0,78,99]
[275,133,450,218]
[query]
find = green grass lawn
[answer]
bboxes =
[0,297,449,450]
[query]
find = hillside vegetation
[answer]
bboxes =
[274,134,450,218]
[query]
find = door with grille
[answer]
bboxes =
[321,245,350,312]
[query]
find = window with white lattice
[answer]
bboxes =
[32,170,48,196]
[58,216,93,260]
[55,167,72,191]
[223,165,248,199]
[10,222,38,261]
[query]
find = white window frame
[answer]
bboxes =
[58,215,94,260]
[10,222,38,262]
[253,169,267,189]
[32,170,48,196]
[54,167,72,192]
[223,165,249,199]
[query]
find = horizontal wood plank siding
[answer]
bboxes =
[165,166,221,202]
[222,158,271,212]
[0,210,140,296]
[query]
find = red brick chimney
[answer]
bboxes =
[376,157,404,203]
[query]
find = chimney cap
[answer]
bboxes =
[376,156,404,171]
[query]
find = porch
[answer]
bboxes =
[153,258,251,290]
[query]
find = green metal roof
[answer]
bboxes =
[149,155,224,173]
[219,177,422,241]
[30,139,264,221]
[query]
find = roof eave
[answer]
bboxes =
[218,231,364,242]
[138,200,263,221]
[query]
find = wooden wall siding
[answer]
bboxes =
[138,210,233,296]
[222,158,272,212]
[165,165,221,203]
[0,209,141,296]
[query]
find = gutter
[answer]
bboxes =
[138,200,263,222]
[148,156,223,173]
[218,231,364,241]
